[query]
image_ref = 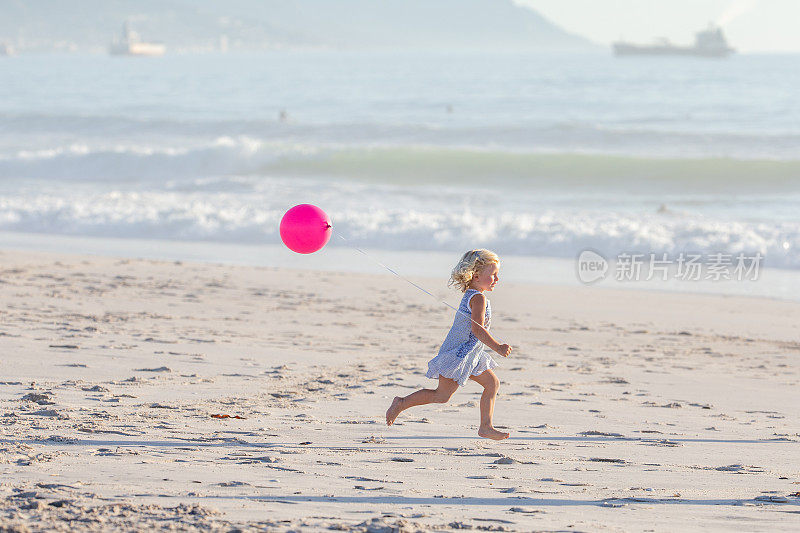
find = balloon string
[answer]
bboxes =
[334,233,488,329]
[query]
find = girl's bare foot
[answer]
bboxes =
[478,426,510,440]
[386,397,403,426]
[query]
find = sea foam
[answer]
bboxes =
[0,178,797,269]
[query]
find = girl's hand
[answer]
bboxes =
[497,344,512,357]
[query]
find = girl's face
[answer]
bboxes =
[472,262,500,292]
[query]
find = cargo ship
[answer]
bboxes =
[613,25,734,58]
[110,21,165,56]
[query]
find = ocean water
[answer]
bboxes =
[1,50,799,285]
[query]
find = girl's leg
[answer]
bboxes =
[386,376,458,426]
[469,369,509,440]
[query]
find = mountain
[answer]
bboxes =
[0,0,593,52]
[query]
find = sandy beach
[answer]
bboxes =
[1,249,799,531]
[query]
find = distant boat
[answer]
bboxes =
[109,21,165,56]
[613,25,734,58]
[0,42,14,56]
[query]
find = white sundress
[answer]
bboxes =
[426,288,498,386]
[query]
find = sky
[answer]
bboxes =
[515,0,800,53]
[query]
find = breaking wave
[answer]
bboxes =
[3,138,800,194]
[0,179,797,269]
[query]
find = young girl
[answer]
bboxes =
[385,249,513,440]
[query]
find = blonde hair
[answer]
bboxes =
[448,249,500,292]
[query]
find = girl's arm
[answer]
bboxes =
[469,293,511,357]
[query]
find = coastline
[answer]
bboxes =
[1,231,799,304]
[1,248,798,531]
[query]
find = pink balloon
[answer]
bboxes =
[279,204,332,254]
